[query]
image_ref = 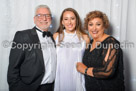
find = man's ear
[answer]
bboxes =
[34,17,36,24]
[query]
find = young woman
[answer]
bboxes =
[53,8,90,91]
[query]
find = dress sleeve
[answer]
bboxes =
[93,38,120,79]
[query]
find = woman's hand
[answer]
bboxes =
[76,62,94,77]
[76,62,87,74]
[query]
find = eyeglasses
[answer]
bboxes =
[35,14,51,19]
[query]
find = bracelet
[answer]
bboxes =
[85,67,88,75]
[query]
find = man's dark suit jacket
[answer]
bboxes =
[7,27,54,91]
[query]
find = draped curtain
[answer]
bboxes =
[0,0,136,91]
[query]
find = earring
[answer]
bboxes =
[63,25,65,29]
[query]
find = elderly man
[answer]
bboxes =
[7,5,56,91]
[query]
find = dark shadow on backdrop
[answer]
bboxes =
[49,15,57,34]
[124,51,132,91]
[106,23,131,91]
[105,22,113,35]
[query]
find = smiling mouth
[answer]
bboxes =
[92,31,98,34]
[41,22,48,24]
[67,25,73,28]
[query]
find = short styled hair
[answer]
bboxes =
[84,10,109,30]
[34,5,51,16]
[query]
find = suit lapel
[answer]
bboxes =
[30,27,40,43]
[28,27,45,69]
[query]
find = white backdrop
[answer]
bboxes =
[0,0,136,91]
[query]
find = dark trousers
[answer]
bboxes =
[37,82,54,91]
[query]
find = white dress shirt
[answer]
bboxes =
[36,27,57,84]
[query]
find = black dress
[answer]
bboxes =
[83,36,125,91]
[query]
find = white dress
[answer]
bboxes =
[54,30,86,91]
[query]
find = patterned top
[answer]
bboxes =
[83,36,125,91]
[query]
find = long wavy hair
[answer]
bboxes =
[57,8,86,43]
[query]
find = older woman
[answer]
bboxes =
[76,10,125,91]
